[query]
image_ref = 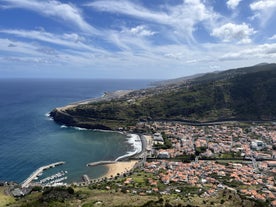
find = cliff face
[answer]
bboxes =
[50,109,112,130]
[50,109,76,126]
[50,64,276,130]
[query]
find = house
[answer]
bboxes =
[153,133,164,145]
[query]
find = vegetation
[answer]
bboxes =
[51,64,276,130]
[3,172,268,207]
[0,187,15,207]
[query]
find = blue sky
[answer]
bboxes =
[0,0,276,79]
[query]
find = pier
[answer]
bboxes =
[21,161,65,188]
[87,160,116,167]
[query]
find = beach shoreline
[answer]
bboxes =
[100,160,138,179]
[115,133,143,161]
[88,133,143,181]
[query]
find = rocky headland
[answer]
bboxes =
[50,63,276,131]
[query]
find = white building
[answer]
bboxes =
[251,140,265,151]
[153,132,164,145]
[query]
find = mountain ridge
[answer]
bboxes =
[50,63,276,130]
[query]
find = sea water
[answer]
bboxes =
[0,79,152,183]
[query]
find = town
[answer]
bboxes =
[102,121,276,206]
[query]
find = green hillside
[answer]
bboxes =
[50,64,276,130]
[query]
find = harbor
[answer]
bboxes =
[39,170,68,187]
[21,161,65,188]
[15,133,145,192]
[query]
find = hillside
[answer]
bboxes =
[50,64,276,130]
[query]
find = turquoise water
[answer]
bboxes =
[0,79,152,183]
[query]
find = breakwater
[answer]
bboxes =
[87,161,116,167]
[21,161,65,188]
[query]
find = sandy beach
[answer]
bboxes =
[101,160,138,179]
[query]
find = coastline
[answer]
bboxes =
[49,90,144,183]
[116,134,142,161]
[24,111,144,186]
[48,113,143,183]
[19,132,143,187]
[1,79,153,186]
[88,133,143,181]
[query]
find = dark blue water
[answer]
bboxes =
[0,79,152,183]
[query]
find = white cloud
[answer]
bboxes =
[1,0,96,34]
[211,23,255,44]
[269,34,276,40]
[218,43,276,61]
[250,0,276,26]
[86,0,219,42]
[227,0,242,9]
[1,35,275,79]
[106,25,156,51]
[250,0,276,10]
[0,29,104,53]
[2,1,276,78]
[0,38,66,65]
[0,38,41,56]
[124,25,156,37]
[0,37,108,67]
[106,29,153,52]
[86,0,166,23]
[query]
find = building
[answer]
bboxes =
[251,140,265,151]
[153,133,164,145]
[157,151,170,159]
[11,188,24,197]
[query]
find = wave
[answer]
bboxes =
[115,134,142,161]
[92,129,121,134]
[60,125,68,129]
[45,112,53,120]
[73,127,88,131]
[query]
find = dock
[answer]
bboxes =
[21,161,65,188]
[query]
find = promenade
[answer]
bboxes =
[21,161,65,188]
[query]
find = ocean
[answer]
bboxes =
[0,79,152,183]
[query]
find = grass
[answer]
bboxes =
[132,173,147,184]
[0,187,15,207]
[3,184,266,207]
[81,190,158,207]
[216,160,244,164]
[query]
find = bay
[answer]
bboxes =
[0,79,152,183]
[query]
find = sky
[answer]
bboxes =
[0,0,276,79]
